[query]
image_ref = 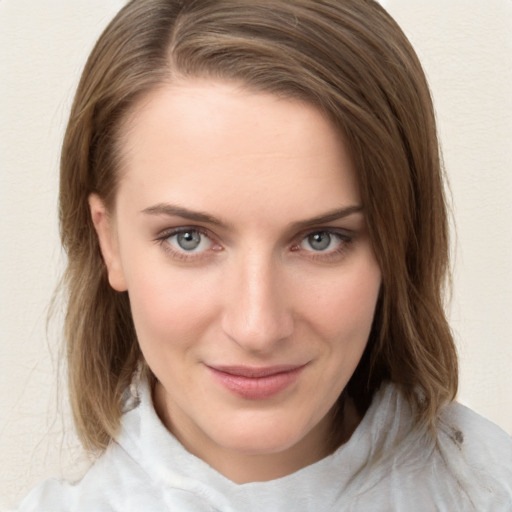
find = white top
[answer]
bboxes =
[14,380,512,512]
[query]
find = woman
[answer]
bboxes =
[15,0,512,510]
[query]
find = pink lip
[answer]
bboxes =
[207,364,307,400]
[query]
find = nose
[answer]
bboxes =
[221,251,294,353]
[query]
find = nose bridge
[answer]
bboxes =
[222,248,293,352]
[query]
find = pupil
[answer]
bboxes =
[309,232,331,251]
[177,231,201,251]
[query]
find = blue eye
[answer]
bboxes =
[300,231,344,252]
[167,229,213,252]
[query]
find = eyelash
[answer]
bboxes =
[292,230,354,262]
[155,227,220,261]
[154,227,354,263]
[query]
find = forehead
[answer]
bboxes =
[115,79,360,224]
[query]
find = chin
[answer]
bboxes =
[208,410,321,456]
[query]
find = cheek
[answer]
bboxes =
[301,259,381,344]
[125,264,219,351]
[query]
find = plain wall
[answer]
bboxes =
[1,0,511,507]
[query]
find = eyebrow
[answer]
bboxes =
[289,205,364,231]
[141,202,363,230]
[142,203,231,229]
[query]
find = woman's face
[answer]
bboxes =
[91,80,381,481]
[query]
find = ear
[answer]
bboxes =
[88,194,128,292]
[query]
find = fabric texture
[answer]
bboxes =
[14,380,512,512]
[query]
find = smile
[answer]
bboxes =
[206,364,307,400]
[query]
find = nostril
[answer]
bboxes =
[221,295,294,352]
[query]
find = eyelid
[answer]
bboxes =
[290,227,355,261]
[154,225,355,263]
[155,226,222,260]
[294,226,354,244]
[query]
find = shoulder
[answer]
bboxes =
[434,400,512,510]
[437,401,512,475]
[12,443,162,512]
[355,384,512,511]
[12,389,219,512]
[438,400,512,455]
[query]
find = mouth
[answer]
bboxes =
[206,364,308,400]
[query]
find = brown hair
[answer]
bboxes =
[60,0,457,452]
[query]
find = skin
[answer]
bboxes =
[90,79,381,483]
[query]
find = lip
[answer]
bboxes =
[206,364,307,400]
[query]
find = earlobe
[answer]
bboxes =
[88,194,128,292]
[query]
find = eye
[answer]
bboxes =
[167,229,213,253]
[300,231,343,252]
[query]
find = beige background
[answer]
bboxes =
[1,0,511,508]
